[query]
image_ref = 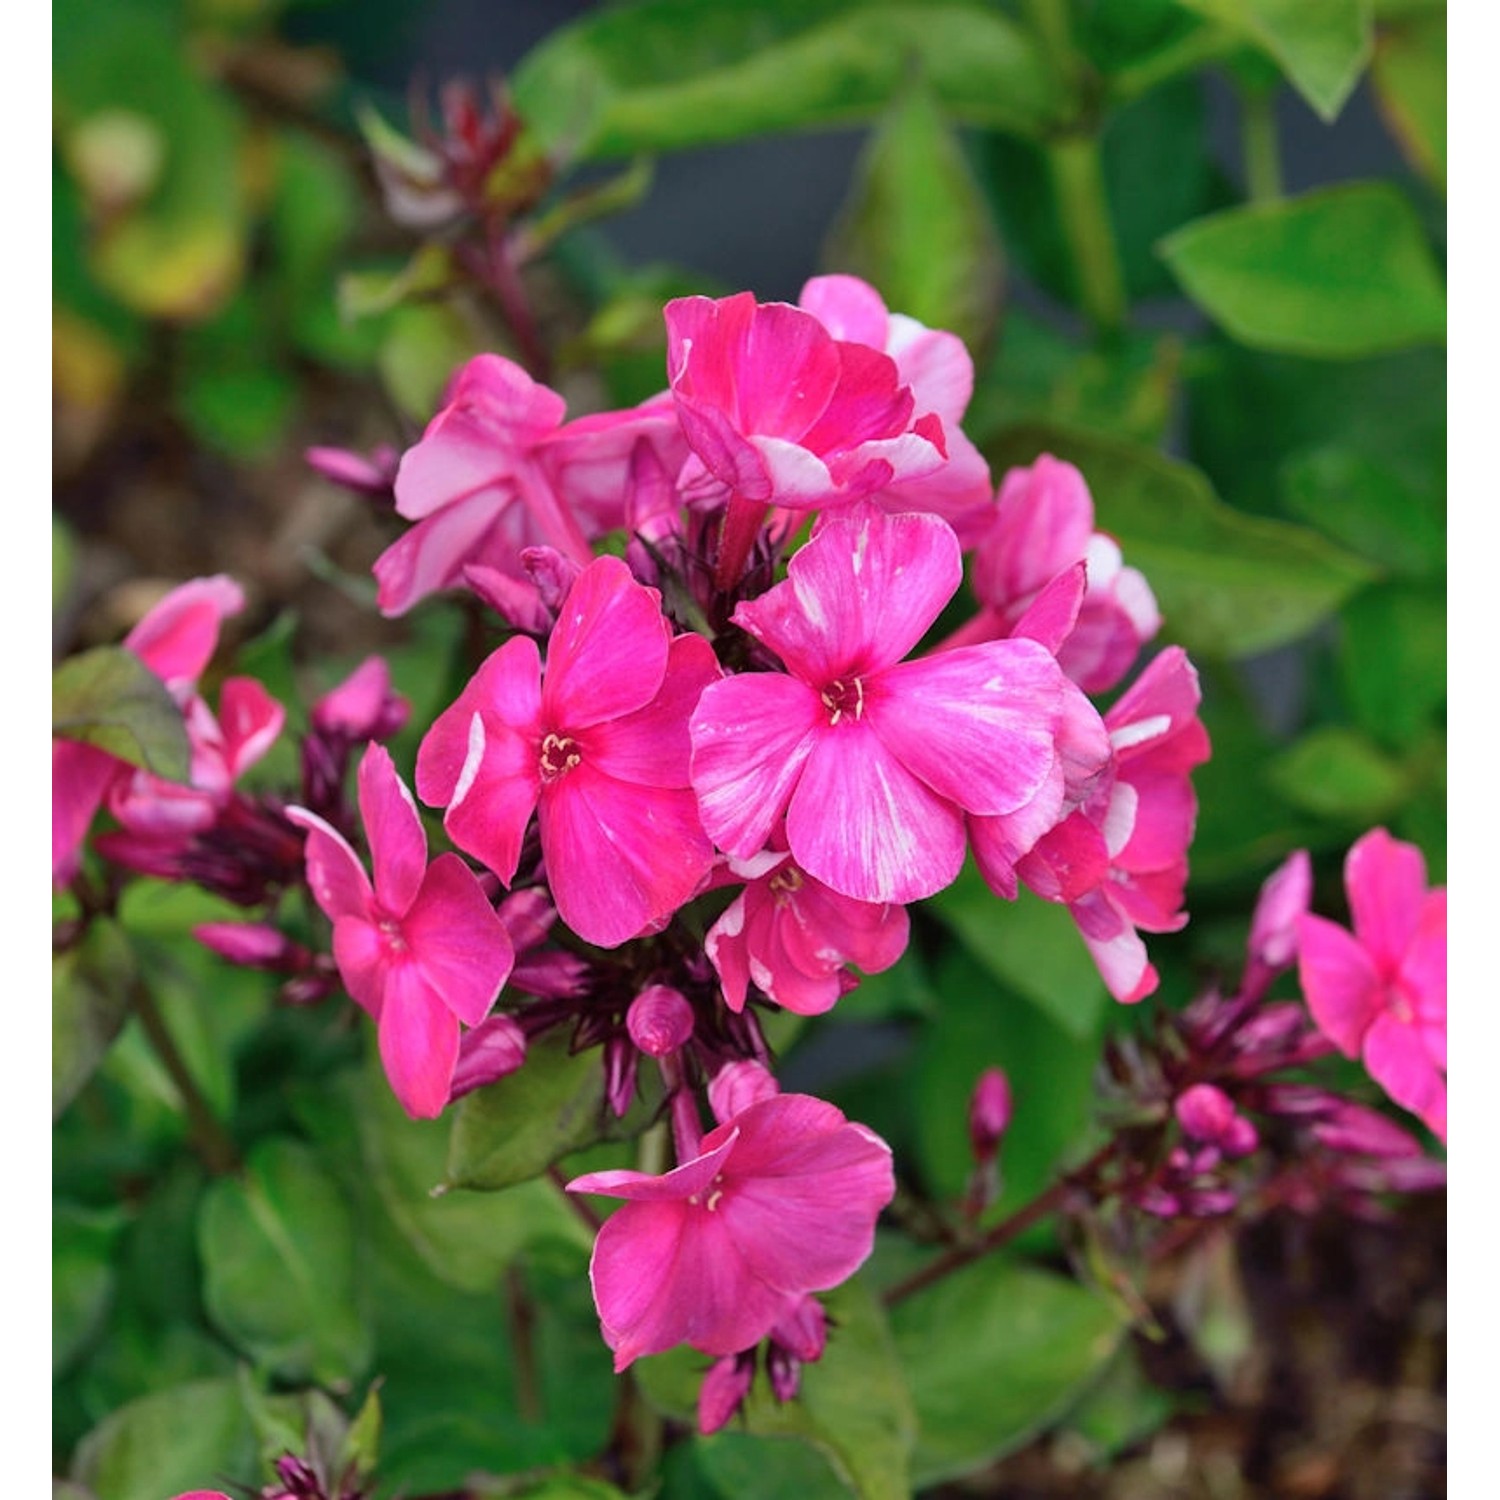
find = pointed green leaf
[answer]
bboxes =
[53,1202,127,1378]
[1337,582,1446,750]
[53,645,191,780]
[53,919,137,1119]
[1172,0,1371,119]
[1159,183,1445,359]
[1266,725,1411,823]
[512,0,1066,160]
[198,1137,372,1386]
[1371,10,1445,190]
[982,424,1375,658]
[825,82,1002,354]
[891,1260,1126,1486]
[445,1031,608,1191]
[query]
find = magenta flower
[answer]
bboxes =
[665,291,948,584]
[567,1090,894,1369]
[417,555,720,947]
[690,505,1074,905]
[962,456,1160,694]
[1297,828,1446,1142]
[53,574,245,886]
[706,844,910,1016]
[1014,647,1210,1003]
[288,745,515,1119]
[374,353,685,615]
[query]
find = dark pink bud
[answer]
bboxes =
[1339,1157,1447,1194]
[1259,1084,1341,1119]
[1184,1187,1239,1217]
[522,546,583,613]
[1174,1084,1238,1145]
[280,974,338,1006]
[1228,1002,1309,1064]
[1137,1187,1182,1218]
[448,1015,528,1102]
[967,1067,1013,1164]
[708,1060,780,1125]
[626,984,695,1058]
[767,1345,801,1403]
[1221,1116,1259,1160]
[604,1035,639,1119]
[1312,1102,1424,1159]
[770,1295,828,1363]
[697,1353,756,1436]
[194,922,309,972]
[511,950,590,999]
[305,443,400,500]
[1247,849,1311,973]
[497,888,558,953]
[311,656,410,743]
[463,565,554,633]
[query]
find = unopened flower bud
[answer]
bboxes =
[697,1352,756,1436]
[1312,1102,1424,1159]
[604,1034,639,1119]
[311,656,409,742]
[463,565,553,633]
[447,1015,527,1103]
[627,984,695,1058]
[708,1060,780,1125]
[1247,849,1312,975]
[1221,1116,1259,1160]
[967,1067,1013,1165]
[194,922,309,972]
[305,443,399,503]
[767,1344,802,1403]
[522,546,583,613]
[771,1294,828,1364]
[1174,1083,1238,1145]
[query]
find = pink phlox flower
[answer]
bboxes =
[964,456,1160,694]
[312,655,410,743]
[705,840,910,1016]
[416,555,721,947]
[1016,646,1210,1003]
[1296,828,1446,1142]
[288,744,515,1119]
[796,275,993,544]
[690,504,1075,905]
[52,575,246,886]
[375,353,685,615]
[567,1089,894,1370]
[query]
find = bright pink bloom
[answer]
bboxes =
[52,575,245,885]
[568,1091,893,1369]
[965,456,1159,694]
[1297,828,1446,1141]
[706,845,909,1016]
[1015,647,1210,1003]
[797,275,993,544]
[417,556,720,947]
[375,354,685,615]
[690,505,1075,905]
[288,745,514,1119]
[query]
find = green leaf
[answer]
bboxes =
[982,424,1375,658]
[1159,183,1445,359]
[824,81,1002,355]
[53,645,191,780]
[445,1031,608,1191]
[1060,1342,1176,1462]
[69,1377,257,1500]
[1281,445,1444,578]
[335,1057,589,1290]
[1172,0,1372,119]
[198,1137,372,1385]
[891,1260,1126,1486]
[54,1202,127,1378]
[928,866,1106,1040]
[696,1430,848,1499]
[1371,10,1445,191]
[511,0,1066,160]
[53,919,137,1119]
[1266,725,1411,823]
[706,1278,917,1500]
[1337,582,1446,750]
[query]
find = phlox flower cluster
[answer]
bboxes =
[56,275,1239,1406]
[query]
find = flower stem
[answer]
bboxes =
[1241,86,1284,202]
[1047,134,1128,337]
[130,979,240,1175]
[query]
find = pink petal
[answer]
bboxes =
[1296,913,1380,1056]
[786,721,965,904]
[331,914,387,1017]
[690,674,823,859]
[972,457,1094,611]
[797,274,890,349]
[124,575,244,688]
[1070,889,1157,1003]
[541,765,714,948]
[378,962,463,1119]
[358,745,428,915]
[869,638,1063,816]
[405,853,515,1026]
[1105,647,1206,770]
[798,341,913,455]
[216,677,285,780]
[1362,1011,1447,1142]
[1009,562,1087,655]
[1017,810,1111,905]
[706,892,754,1012]
[1345,827,1428,972]
[734,506,961,682]
[52,739,123,885]
[286,805,373,922]
[1115,769,1197,874]
[542,557,670,729]
[373,487,514,617]
[570,1130,739,1203]
[440,715,541,888]
[968,762,1066,901]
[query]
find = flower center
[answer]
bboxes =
[820,676,865,726]
[378,917,408,955]
[689,1173,727,1212]
[768,866,804,905]
[539,731,582,782]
